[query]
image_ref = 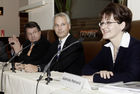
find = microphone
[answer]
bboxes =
[37,38,84,82]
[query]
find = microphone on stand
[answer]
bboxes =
[37,38,84,84]
[0,41,37,94]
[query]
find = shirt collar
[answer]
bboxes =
[104,32,130,48]
[59,33,70,50]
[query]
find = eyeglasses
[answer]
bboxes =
[99,21,119,27]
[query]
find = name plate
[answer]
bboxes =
[60,72,91,91]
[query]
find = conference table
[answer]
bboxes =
[0,70,99,94]
[0,70,140,94]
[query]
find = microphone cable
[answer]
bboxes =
[36,79,40,94]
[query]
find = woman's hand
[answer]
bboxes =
[99,70,114,79]
[82,70,114,82]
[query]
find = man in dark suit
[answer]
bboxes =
[44,12,85,75]
[8,22,50,72]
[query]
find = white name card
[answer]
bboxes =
[60,72,91,91]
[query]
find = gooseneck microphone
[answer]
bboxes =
[0,41,37,94]
[37,38,84,82]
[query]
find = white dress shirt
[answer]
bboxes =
[59,33,70,50]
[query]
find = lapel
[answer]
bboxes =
[114,37,135,71]
[115,47,128,64]
[62,35,73,49]
[53,40,59,52]
[112,47,128,72]
[54,40,60,57]
[59,35,76,59]
[106,47,114,70]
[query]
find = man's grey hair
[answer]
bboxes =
[54,12,71,25]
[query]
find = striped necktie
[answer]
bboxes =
[56,40,62,60]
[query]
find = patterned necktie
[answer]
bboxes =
[56,40,62,60]
[27,43,34,56]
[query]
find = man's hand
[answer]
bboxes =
[15,63,38,72]
[15,63,25,71]
[24,64,38,73]
[8,35,22,54]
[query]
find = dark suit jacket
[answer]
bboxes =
[44,35,85,75]
[16,35,50,68]
[0,41,9,62]
[82,37,140,83]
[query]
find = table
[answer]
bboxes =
[1,70,140,94]
[0,71,100,94]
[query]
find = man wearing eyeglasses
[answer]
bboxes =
[82,3,140,83]
[8,22,50,72]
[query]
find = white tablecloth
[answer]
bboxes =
[0,70,139,94]
[0,70,99,94]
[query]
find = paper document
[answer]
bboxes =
[98,81,140,94]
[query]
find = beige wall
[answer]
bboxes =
[0,0,20,37]
[28,0,54,30]
[19,0,28,7]
[128,0,140,21]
